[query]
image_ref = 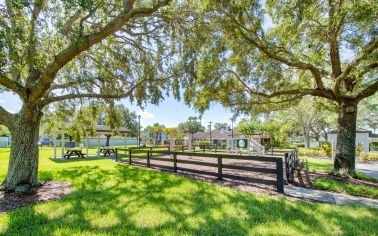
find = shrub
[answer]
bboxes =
[370,142,378,151]
[356,143,363,156]
[320,142,331,157]
[360,152,378,162]
[298,147,321,157]
[195,141,212,145]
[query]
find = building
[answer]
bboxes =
[327,128,377,152]
[191,130,270,145]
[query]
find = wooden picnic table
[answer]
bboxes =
[64,148,85,159]
[97,147,116,157]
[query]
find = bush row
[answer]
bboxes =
[360,152,378,162]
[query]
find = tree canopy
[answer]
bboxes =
[177,116,205,134]
[175,0,378,175]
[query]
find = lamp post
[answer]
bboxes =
[138,115,141,147]
[231,118,234,138]
[209,121,212,142]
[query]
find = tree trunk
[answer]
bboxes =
[333,100,358,175]
[106,134,111,146]
[303,128,310,148]
[3,114,42,191]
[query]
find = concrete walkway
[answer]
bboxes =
[285,185,378,208]
[356,162,378,179]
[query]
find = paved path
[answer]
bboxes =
[285,185,378,208]
[356,162,378,179]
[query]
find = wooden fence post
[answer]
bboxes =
[128,149,132,165]
[284,152,289,180]
[147,150,150,167]
[217,156,222,180]
[173,152,177,172]
[276,159,284,193]
[115,148,118,162]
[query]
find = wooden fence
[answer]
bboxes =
[284,149,299,181]
[115,148,284,193]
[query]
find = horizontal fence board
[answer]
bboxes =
[222,174,277,186]
[222,164,277,174]
[116,148,128,152]
[150,151,282,163]
[131,156,148,160]
[150,157,174,162]
[116,154,128,158]
[177,159,218,168]
[177,167,219,177]
[150,163,174,170]
[130,150,149,154]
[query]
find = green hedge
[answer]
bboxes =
[360,152,378,162]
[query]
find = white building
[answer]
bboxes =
[327,128,376,152]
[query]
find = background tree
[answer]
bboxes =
[145,123,165,146]
[178,1,378,175]
[213,122,229,131]
[177,116,205,134]
[0,0,173,191]
[0,125,10,137]
[358,94,378,132]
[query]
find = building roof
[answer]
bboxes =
[95,125,130,133]
[191,130,268,140]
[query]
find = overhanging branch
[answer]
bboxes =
[0,105,15,127]
[30,0,171,103]
[0,72,27,99]
[337,37,378,82]
[237,28,327,91]
[356,79,378,101]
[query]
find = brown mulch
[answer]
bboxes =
[291,164,378,189]
[0,181,72,213]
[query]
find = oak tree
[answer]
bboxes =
[179,0,378,175]
[0,0,173,191]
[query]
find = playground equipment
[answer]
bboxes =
[227,137,265,155]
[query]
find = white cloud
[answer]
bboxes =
[136,110,155,119]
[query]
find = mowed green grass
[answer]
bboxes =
[0,148,377,235]
[302,157,378,199]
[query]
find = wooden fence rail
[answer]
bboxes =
[115,148,285,193]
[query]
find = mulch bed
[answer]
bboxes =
[118,155,289,198]
[0,181,72,213]
[292,163,378,189]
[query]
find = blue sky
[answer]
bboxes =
[0,92,244,129]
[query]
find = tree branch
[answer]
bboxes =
[0,72,27,99]
[0,105,15,127]
[224,69,334,100]
[30,0,171,103]
[237,28,327,91]
[25,0,42,86]
[356,79,378,101]
[337,37,378,82]
[41,75,148,106]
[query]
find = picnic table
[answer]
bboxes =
[97,147,116,157]
[64,148,85,159]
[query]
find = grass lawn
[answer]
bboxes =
[302,157,378,199]
[0,148,377,235]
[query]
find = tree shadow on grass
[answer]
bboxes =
[3,164,378,235]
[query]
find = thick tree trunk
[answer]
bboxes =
[333,100,358,175]
[3,114,42,191]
